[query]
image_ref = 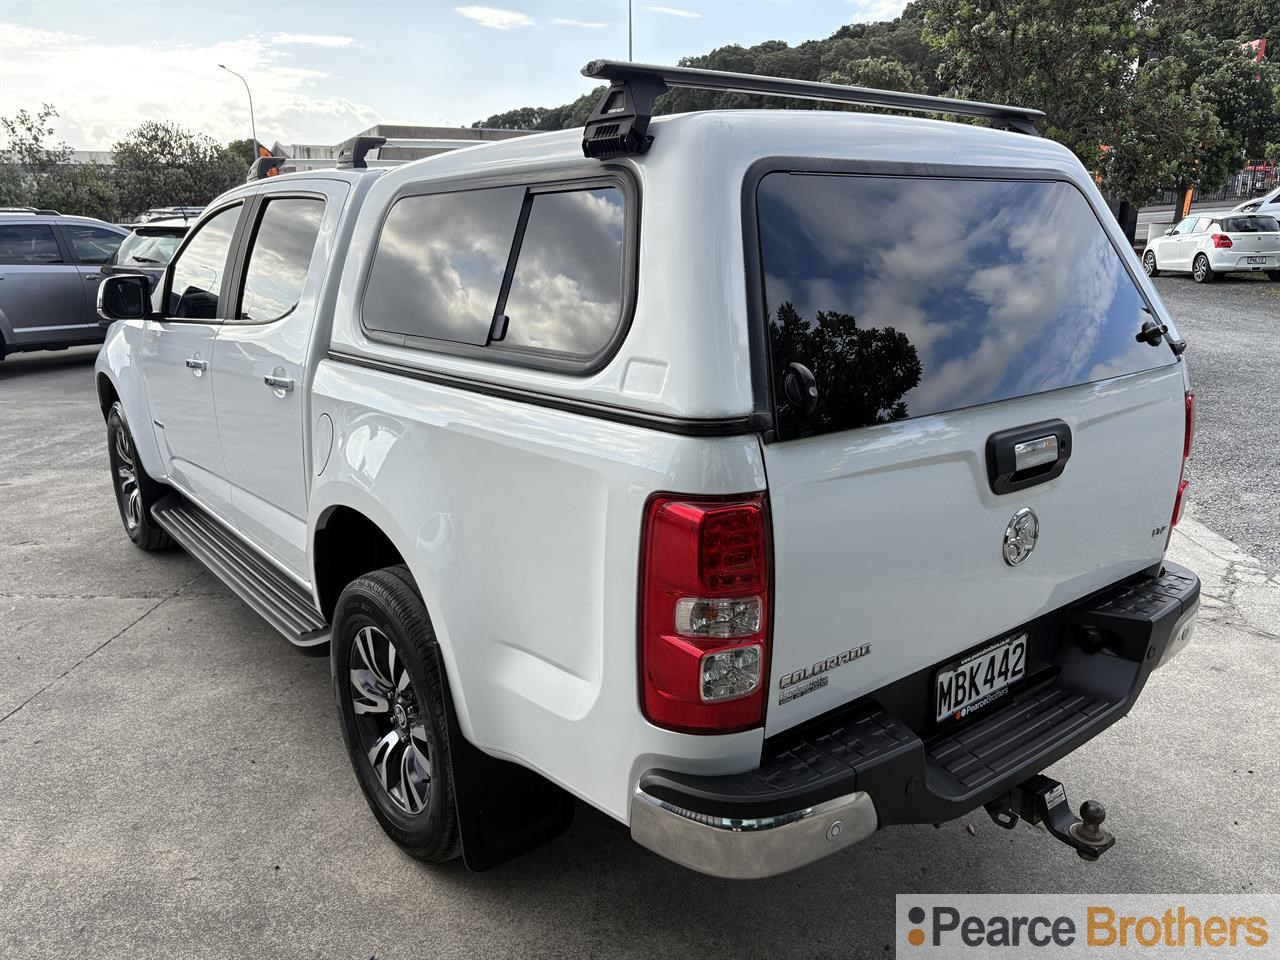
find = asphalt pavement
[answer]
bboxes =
[1,288,1277,959]
[1153,275,1280,569]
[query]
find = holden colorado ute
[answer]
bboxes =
[93,61,1200,878]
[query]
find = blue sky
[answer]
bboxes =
[0,0,907,150]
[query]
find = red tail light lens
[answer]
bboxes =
[1172,391,1194,528]
[1211,233,1233,248]
[639,494,770,733]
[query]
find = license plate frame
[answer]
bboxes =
[1247,256,1267,265]
[934,632,1028,723]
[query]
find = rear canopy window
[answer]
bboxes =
[757,173,1175,441]
[1222,216,1279,232]
[362,182,627,362]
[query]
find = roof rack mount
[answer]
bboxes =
[580,59,1045,159]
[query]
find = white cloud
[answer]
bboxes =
[646,5,701,18]
[845,0,908,23]
[0,22,380,149]
[550,18,607,28]
[271,32,356,47]
[455,6,535,29]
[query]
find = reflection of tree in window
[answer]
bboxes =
[770,302,921,438]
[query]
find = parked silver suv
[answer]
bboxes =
[0,210,127,360]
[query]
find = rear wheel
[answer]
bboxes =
[332,566,460,863]
[1192,254,1215,283]
[1142,249,1159,277]
[1266,270,1280,282]
[106,402,172,550]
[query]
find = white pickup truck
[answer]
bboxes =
[94,61,1200,878]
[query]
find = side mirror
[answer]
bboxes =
[1164,228,1175,236]
[98,274,151,322]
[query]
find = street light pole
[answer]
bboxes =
[218,64,258,154]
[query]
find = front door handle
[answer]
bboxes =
[184,357,208,371]
[264,374,294,392]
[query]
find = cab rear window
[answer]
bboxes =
[757,173,1176,441]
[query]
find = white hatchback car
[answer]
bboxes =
[1143,213,1280,282]
[1231,185,1280,217]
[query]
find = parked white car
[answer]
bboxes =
[1144,213,1280,282]
[93,60,1200,879]
[1231,185,1280,217]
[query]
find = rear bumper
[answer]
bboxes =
[1207,250,1278,271]
[630,562,1199,878]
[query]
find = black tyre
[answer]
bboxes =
[106,402,173,550]
[1142,249,1159,277]
[332,566,460,862]
[1192,254,1215,283]
[1266,270,1279,282]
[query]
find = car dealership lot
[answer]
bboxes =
[2,276,1278,960]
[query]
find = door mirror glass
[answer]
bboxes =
[1164,228,1174,235]
[98,275,150,321]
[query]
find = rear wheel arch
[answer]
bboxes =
[313,505,409,623]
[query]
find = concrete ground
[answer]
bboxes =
[1,278,1277,958]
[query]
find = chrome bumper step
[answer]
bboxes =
[152,496,329,650]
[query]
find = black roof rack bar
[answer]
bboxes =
[336,136,388,169]
[580,59,1045,158]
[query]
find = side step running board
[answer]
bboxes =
[152,496,329,650]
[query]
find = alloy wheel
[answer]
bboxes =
[113,423,141,532]
[1143,251,1156,275]
[1193,256,1207,282]
[348,625,433,814]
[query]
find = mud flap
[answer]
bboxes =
[431,645,575,871]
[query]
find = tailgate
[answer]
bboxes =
[751,167,1186,736]
[761,368,1185,734]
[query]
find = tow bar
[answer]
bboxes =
[984,774,1116,861]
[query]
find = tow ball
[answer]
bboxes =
[984,774,1116,861]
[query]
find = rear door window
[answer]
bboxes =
[234,197,325,323]
[756,173,1175,441]
[0,224,62,264]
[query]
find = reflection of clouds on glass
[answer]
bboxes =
[169,205,240,315]
[759,174,1169,424]
[503,187,624,356]
[240,198,324,322]
[363,187,524,345]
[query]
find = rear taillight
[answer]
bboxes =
[1211,233,1233,248]
[639,493,770,733]
[1171,391,1195,528]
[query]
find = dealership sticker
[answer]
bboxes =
[897,895,1280,958]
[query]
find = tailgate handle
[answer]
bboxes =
[986,420,1071,494]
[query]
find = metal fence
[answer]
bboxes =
[1159,161,1277,206]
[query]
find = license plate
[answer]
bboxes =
[935,632,1027,722]
[1248,256,1267,264]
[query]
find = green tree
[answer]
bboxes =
[35,163,118,221]
[112,121,244,218]
[0,104,73,207]
[224,137,258,169]
[922,0,1142,173]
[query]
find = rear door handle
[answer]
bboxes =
[986,420,1072,494]
[264,374,294,392]
[184,357,208,371]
